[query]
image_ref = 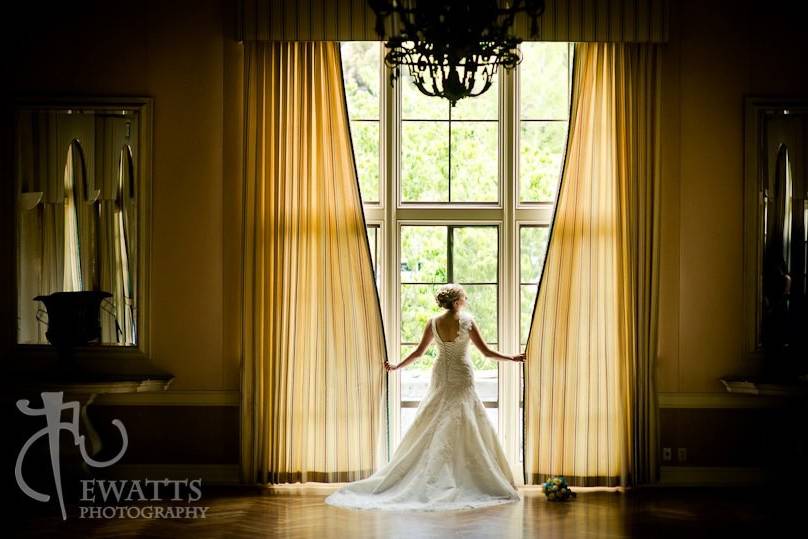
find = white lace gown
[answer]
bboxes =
[325,311,521,511]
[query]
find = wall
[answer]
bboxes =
[656,0,808,477]
[3,0,243,475]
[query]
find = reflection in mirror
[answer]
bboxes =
[758,109,807,367]
[63,141,88,292]
[99,144,137,344]
[762,145,794,353]
[16,108,138,345]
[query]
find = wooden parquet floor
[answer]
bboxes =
[7,484,799,538]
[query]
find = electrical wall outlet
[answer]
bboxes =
[662,447,672,461]
[677,448,687,463]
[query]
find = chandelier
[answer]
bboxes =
[369,0,545,107]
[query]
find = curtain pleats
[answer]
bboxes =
[96,117,138,345]
[241,41,389,484]
[62,143,83,291]
[238,0,669,43]
[523,42,661,487]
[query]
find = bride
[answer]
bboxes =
[325,283,525,511]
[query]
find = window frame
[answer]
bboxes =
[341,42,571,480]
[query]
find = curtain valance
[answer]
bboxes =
[238,0,669,43]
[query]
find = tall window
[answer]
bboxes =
[341,41,572,469]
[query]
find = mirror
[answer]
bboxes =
[744,98,808,376]
[13,99,151,349]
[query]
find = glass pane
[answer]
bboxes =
[401,69,450,120]
[401,406,418,438]
[470,346,498,401]
[401,285,442,344]
[341,42,380,120]
[463,284,497,343]
[366,225,379,291]
[518,406,523,462]
[520,42,569,120]
[452,77,499,120]
[473,363,498,400]
[520,226,549,283]
[520,121,567,203]
[520,284,538,345]
[453,227,498,283]
[485,407,499,434]
[350,121,380,202]
[400,225,447,283]
[366,226,377,271]
[401,121,449,202]
[450,122,498,203]
[400,345,439,401]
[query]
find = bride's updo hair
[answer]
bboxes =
[435,283,466,310]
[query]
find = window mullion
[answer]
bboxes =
[382,42,402,453]
[447,226,454,282]
[448,105,452,203]
[500,55,524,483]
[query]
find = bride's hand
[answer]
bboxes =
[511,353,526,363]
[384,360,399,371]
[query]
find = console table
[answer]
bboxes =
[720,375,808,396]
[8,357,174,458]
[720,375,808,482]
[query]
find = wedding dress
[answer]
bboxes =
[325,311,521,511]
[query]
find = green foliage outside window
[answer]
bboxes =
[341,42,570,405]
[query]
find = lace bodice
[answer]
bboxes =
[429,312,476,395]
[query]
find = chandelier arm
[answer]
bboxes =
[370,0,545,106]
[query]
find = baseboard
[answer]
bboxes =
[101,465,767,489]
[94,390,240,407]
[658,392,786,408]
[101,464,241,485]
[658,466,770,486]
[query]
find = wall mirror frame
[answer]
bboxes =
[743,96,808,374]
[1,97,153,361]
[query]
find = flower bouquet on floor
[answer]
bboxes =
[543,476,577,501]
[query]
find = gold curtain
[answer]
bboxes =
[523,42,661,487]
[96,117,137,345]
[241,41,389,484]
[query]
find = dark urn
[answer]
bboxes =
[34,291,112,354]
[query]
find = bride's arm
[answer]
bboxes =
[385,320,433,371]
[469,322,526,363]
